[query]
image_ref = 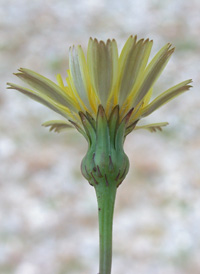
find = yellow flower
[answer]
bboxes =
[7,35,192,135]
[7,36,193,274]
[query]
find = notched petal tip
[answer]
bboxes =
[7,82,22,90]
[168,47,175,54]
[166,42,172,48]
[186,79,193,87]
[135,122,169,133]
[6,82,13,89]
[129,34,137,40]
[18,68,27,73]
[41,120,73,133]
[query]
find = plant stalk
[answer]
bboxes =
[95,181,117,274]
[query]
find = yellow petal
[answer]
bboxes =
[66,68,89,112]
[118,38,153,105]
[87,38,118,107]
[42,120,73,133]
[131,43,174,107]
[134,122,169,132]
[69,46,91,110]
[56,74,65,90]
[7,83,74,120]
[143,87,153,107]
[140,79,192,117]
[15,68,77,111]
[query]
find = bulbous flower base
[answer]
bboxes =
[80,105,133,188]
[81,148,129,188]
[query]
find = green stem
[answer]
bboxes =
[95,181,117,274]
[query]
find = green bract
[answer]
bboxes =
[81,105,133,187]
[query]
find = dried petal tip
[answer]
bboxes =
[97,104,106,118]
[42,120,73,133]
[109,105,120,121]
[123,107,134,124]
[79,111,87,124]
[135,122,169,132]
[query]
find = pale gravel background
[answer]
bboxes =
[0,0,200,273]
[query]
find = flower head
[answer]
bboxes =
[7,35,192,139]
[7,36,192,186]
[7,36,193,274]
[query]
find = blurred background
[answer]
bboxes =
[0,0,200,273]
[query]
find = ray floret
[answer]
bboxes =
[7,35,192,137]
